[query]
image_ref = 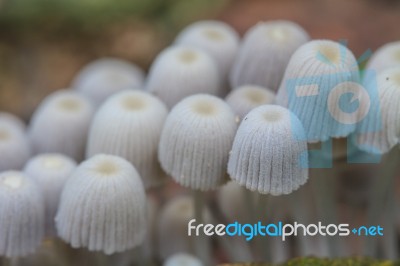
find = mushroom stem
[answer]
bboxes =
[192,190,210,265]
[364,148,400,257]
[256,194,271,262]
[382,183,398,259]
[310,167,340,257]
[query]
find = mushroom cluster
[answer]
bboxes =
[0,17,398,265]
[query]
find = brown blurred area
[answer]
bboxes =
[0,0,399,120]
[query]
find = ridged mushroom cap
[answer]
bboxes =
[56,154,147,255]
[24,153,77,236]
[175,20,239,80]
[0,171,44,258]
[230,20,309,91]
[158,94,238,190]
[146,46,220,108]
[72,58,145,107]
[0,121,30,172]
[276,40,360,142]
[366,41,400,74]
[356,67,400,154]
[86,90,168,188]
[225,85,276,121]
[28,90,94,161]
[228,105,308,195]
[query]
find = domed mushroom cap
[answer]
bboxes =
[230,20,309,91]
[225,85,275,121]
[158,94,238,191]
[146,46,220,109]
[28,90,94,161]
[356,67,400,154]
[164,253,203,266]
[0,171,44,258]
[0,121,30,172]
[276,40,360,142]
[175,20,240,80]
[158,195,212,260]
[72,58,145,107]
[55,154,147,255]
[366,41,400,74]
[228,105,308,196]
[217,181,253,224]
[24,153,77,236]
[0,112,26,132]
[86,90,168,188]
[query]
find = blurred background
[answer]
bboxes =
[1,0,400,120]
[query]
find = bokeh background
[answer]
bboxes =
[1,0,400,120]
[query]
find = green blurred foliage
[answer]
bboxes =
[0,0,229,34]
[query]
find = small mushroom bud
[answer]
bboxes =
[158,94,237,190]
[175,20,240,94]
[55,154,147,255]
[0,112,26,132]
[24,153,77,236]
[367,41,400,74]
[72,58,145,107]
[225,85,275,121]
[276,40,360,142]
[28,90,94,161]
[357,67,400,154]
[146,47,220,109]
[158,196,212,260]
[230,20,309,91]
[164,253,203,266]
[86,90,168,188]
[0,171,44,258]
[0,121,30,172]
[228,105,308,195]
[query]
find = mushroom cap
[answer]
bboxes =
[87,90,168,188]
[366,41,400,74]
[356,67,400,154]
[56,154,147,254]
[0,112,26,132]
[225,85,276,121]
[0,121,31,172]
[276,39,360,142]
[146,46,221,109]
[228,105,308,195]
[230,20,310,91]
[158,94,238,191]
[72,57,145,107]
[28,90,94,161]
[175,20,240,79]
[158,195,212,260]
[164,253,203,266]
[0,171,44,258]
[24,153,77,236]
